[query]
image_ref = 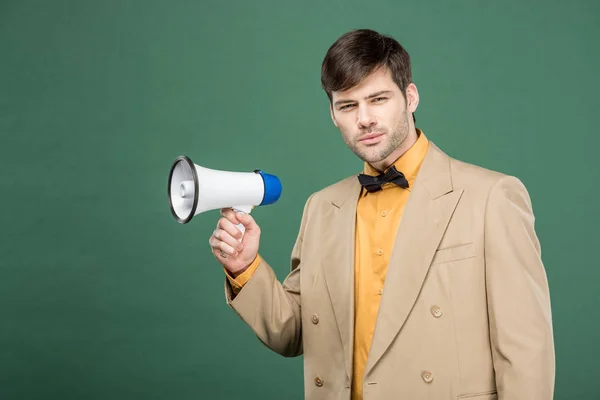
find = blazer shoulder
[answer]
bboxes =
[446,155,534,209]
[307,174,359,204]
[449,156,512,191]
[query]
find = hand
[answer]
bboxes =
[209,208,261,276]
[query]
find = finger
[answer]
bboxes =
[209,232,237,257]
[236,212,259,232]
[218,217,244,241]
[215,240,237,257]
[208,234,223,250]
[214,228,243,252]
[216,249,230,259]
[220,208,240,225]
[213,245,231,261]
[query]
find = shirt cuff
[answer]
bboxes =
[225,254,262,295]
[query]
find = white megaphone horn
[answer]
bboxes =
[167,155,282,233]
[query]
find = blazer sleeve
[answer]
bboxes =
[223,193,315,358]
[484,175,555,399]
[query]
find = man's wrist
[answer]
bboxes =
[226,254,261,281]
[231,265,250,278]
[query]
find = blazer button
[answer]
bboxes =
[311,314,319,324]
[431,305,443,318]
[315,377,324,387]
[422,371,434,383]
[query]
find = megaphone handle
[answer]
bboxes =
[232,205,252,242]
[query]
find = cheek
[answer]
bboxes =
[339,128,356,145]
[339,124,355,136]
[335,111,356,127]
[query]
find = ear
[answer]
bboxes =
[405,83,419,114]
[330,104,339,127]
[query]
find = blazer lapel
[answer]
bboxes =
[322,177,361,381]
[364,142,464,376]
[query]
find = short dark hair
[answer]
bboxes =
[321,29,415,123]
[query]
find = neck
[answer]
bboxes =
[371,126,419,171]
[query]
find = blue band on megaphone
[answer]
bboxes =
[255,170,282,206]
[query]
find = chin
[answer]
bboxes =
[362,149,388,162]
[361,154,385,164]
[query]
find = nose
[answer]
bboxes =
[357,105,376,129]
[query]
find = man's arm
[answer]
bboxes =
[225,255,303,357]
[221,194,315,357]
[484,176,555,399]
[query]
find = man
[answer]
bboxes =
[209,29,555,400]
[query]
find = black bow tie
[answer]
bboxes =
[357,166,409,193]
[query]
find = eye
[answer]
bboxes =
[372,97,387,103]
[339,104,355,111]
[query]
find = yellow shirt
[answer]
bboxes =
[351,129,429,400]
[226,130,430,400]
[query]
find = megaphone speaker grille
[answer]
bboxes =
[168,155,199,224]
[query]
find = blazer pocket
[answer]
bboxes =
[457,390,497,400]
[431,243,475,265]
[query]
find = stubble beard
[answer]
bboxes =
[344,110,410,165]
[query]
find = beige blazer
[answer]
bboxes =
[225,142,555,400]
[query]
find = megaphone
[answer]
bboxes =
[167,156,282,231]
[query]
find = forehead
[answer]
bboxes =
[331,67,400,100]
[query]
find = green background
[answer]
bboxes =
[1,0,598,398]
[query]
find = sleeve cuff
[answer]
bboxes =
[224,254,262,295]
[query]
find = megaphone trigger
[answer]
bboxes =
[231,204,253,240]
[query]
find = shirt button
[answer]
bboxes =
[311,314,319,324]
[381,210,388,217]
[422,371,434,383]
[376,249,384,256]
[431,306,443,318]
[377,288,383,295]
[315,377,324,387]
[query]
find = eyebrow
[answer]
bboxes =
[334,90,393,107]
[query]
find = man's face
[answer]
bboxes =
[330,67,417,168]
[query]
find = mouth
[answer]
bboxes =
[359,133,384,144]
